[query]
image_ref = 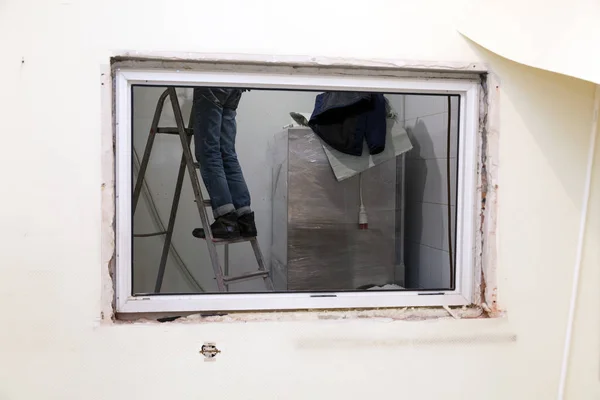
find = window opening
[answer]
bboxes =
[114,67,479,313]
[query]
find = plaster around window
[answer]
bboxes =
[100,53,500,323]
[476,73,500,314]
[117,306,488,324]
[112,51,487,75]
[100,66,116,323]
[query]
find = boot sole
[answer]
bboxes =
[193,229,241,240]
[213,232,241,240]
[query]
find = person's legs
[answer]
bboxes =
[193,88,235,218]
[193,88,239,239]
[219,93,251,216]
[220,90,257,237]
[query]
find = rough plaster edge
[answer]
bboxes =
[100,64,116,323]
[111,59,482,83]
[117,305,487,324]
[111,51,487,74]
[475,72,501,316]
[101,54,498,323]
[473,78,485,308]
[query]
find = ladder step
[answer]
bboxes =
[156,127,193,136]
[193,199,212,207]
[212,237,254,245]
[191,230,256,244]
[134,231,167,237]
[223,270,270,284]
[189,163,211,208]
[196,236,254,245]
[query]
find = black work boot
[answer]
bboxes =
[238,212,258,237]
[192,212,240,240]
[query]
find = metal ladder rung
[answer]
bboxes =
[212,237,254,245]
[223,270,270,284]
[156,127,193,136]
[134,231,167,237]
[194,199,212,207]
[194,235,255,245]
[155,130,210,210]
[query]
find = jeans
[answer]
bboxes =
[193,88,251,218]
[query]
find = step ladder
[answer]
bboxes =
[133,87,274,293]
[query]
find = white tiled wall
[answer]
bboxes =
[403,95,459,289]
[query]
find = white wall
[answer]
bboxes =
[1,0,599,399]
[132,87,316,293]
[403,95,459,288]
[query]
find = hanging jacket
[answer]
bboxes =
[308,92,387,156]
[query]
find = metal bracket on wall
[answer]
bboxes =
[199,342,221,361]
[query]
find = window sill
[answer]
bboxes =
[114,304,493,324]
[116,290,472,314]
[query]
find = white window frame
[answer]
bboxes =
[114,67,480,314]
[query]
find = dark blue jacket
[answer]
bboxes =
[308,92,386,156]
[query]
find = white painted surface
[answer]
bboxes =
[557,85,600,400]
[457,0,600,85]
[0,0,599,399]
